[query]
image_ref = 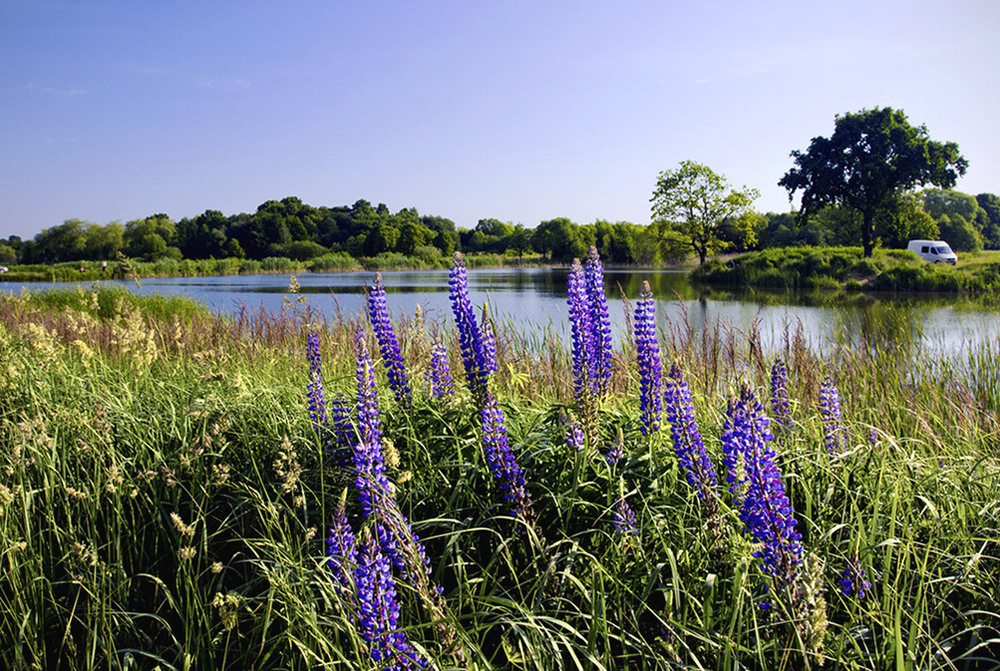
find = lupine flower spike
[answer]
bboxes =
[819,375,846,455]
[663,364,718,511]
[353,528,428,669]
[305,329,328,436]
[635,281,662,436]
[839,556,871,599]
[449,252,532,520]
[367,273,412,406]
[721,385,804,606]
[769,357,792,436]
[567,258,600,448]
[427,340,454,398]
[584,246,613,397]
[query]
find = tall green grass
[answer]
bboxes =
[0,287,998,669]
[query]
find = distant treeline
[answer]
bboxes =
[2,189,999,268]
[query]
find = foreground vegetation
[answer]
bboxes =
[693,247,1000,294]
[1,276,999,669]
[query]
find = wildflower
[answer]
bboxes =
[427,340,453,398]
[770,357,792,434]
[479,391,532,518]
[839,556,871,599]
[606,427,625,467]
[567,258,597,405]
[584,246,613,396]
[306,328,328,436]
[562,412,585,452]
[353,529,428,670]
[611,496,638,536]
[327,492,358,596]
[448,252,496,400]
[722,386,803,597]
[663,365,718,508]
[367,274,413,406]
[635,280,662,436]
[819,375,846,454]
[867,427,879,448]
[353,326,392,519]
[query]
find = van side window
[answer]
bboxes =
[931,248,938,254]
[921,246,929,253]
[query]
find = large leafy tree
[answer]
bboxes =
[779,107,967,257]
[650,160,759,265]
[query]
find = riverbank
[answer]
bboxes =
[692,246,1000,293]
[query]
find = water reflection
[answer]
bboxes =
[11,267,1000,359]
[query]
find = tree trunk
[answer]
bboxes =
[862,210,874,258]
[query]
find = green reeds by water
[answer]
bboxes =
[0,287,998,669]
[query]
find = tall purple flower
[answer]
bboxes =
[354,326,391,519]
[367,273,412,406]
[306,329,328,436]
[663,364,718,508]
[611,496,638,536]
[448,252,496,400]
[635,281,662,436]
[426,340,453,398]
[327,492,358,598]
[770,357,792,435]
[567,258,597,404]
[585,246,613,396]
[479,391,531,518]
[562,413,585,452]
[839,556,871,600]
[722,386,803,597]
[353,529,428,670]
[819,375,846,455]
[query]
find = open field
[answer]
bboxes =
[1,270,999,669]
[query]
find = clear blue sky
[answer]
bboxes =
[2,1,998,240]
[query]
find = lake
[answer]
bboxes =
[10,267,1000,358]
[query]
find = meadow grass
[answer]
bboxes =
[0,285,998,670]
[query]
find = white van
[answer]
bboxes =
[907,240,958,265]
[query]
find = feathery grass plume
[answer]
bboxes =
[839,555,871,599]
[427,340,453,398]
[353,528,428,670]
[584,246,613,397]
[721,385,804,605]
[367,273,413,406]
[663,364,718,511]
[305,328,328,436]
[819,375,846,454]
[769,357,792,435]
[635,280,662,436]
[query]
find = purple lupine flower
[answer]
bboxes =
[611,496,638,536]
[367,273,412,406]
[819,375,846,454]
[306,329,328,435]
[585,246,613,396]
[867,427,879,448]
[635,280,662,436]
[327,492,358,597]
[354,326,392,519]
[427,340,454,398]
[479,391,531,518]
[663,364,718,506]
[770,358,792,435]
[567,257,596,405]
[606,429,625,467]
[353,529,428,670]
[721,386,803,595]
[838,556,871,600]
[448,252,495,399]
[562,413,586,452]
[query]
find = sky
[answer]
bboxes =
[2,1,999,240]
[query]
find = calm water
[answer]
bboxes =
[11,268,1000,358]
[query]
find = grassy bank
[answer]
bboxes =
[0,284,998,669]
[692,246,1000,294]
[0,252,554,283]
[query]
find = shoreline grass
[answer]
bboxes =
[1,284,998,669]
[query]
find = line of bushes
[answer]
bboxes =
[691,246,1000,293]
